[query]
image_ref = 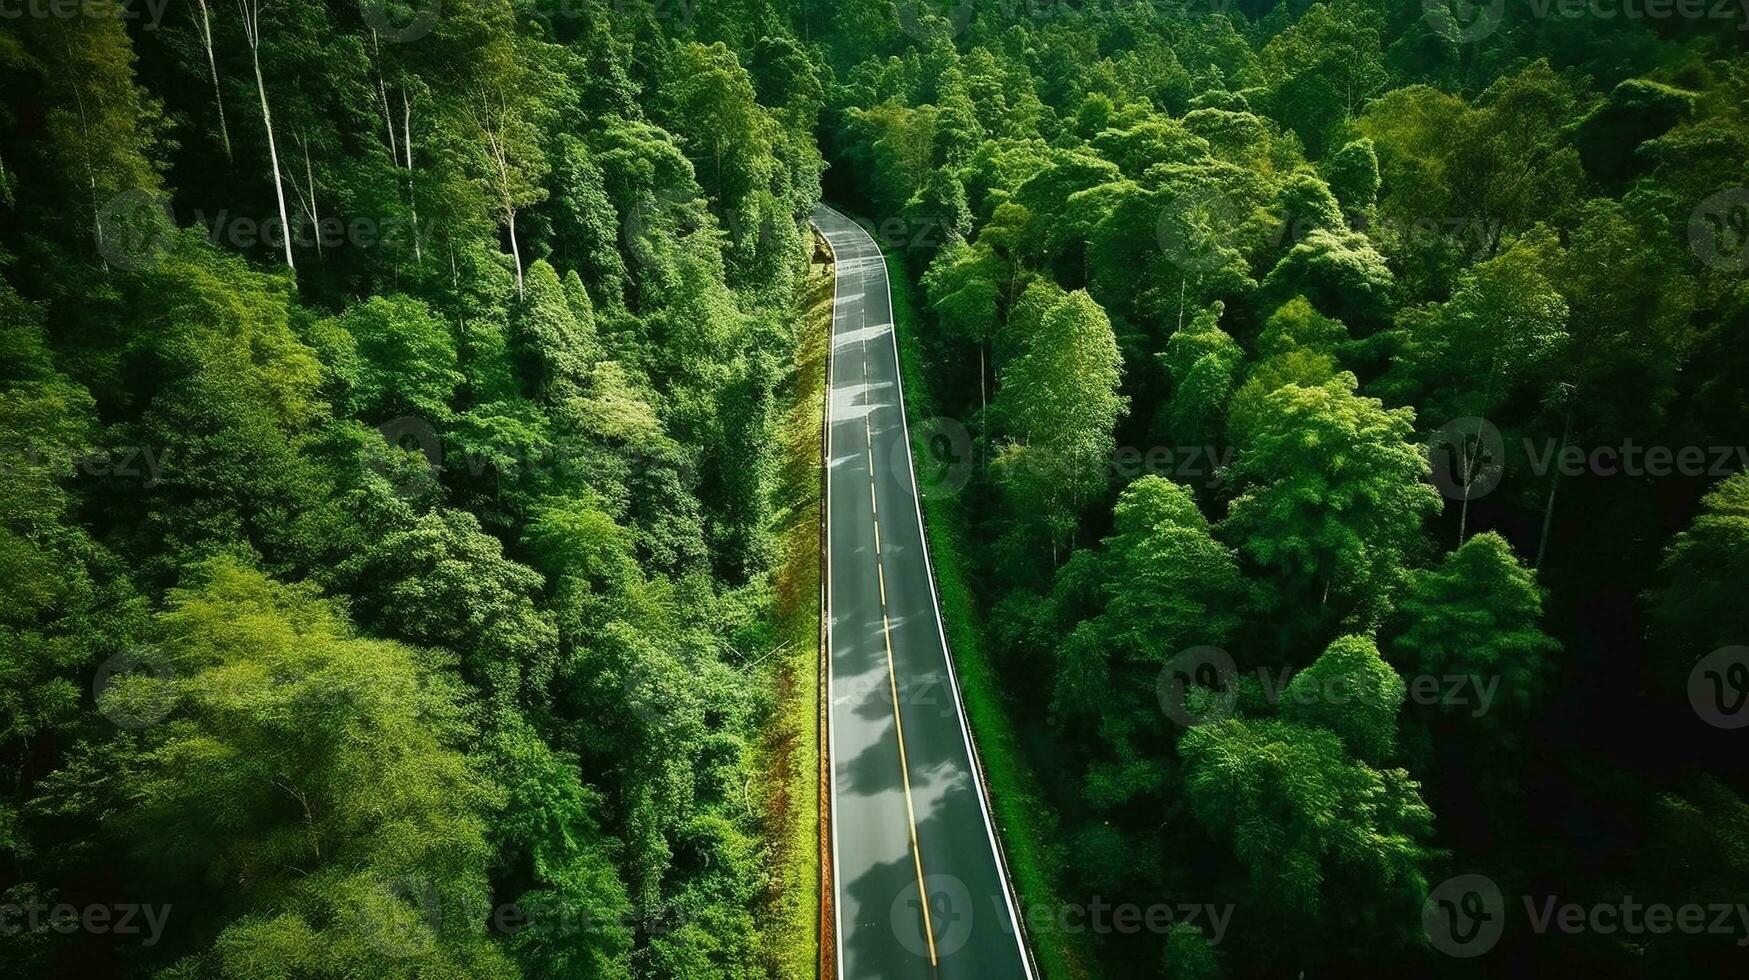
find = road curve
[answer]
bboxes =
[814,204,1032,980]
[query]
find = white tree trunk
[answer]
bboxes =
[370,30,396,162]
[296,136,321,260]
[240,0,294,269]
[979,340,988,468]
[193,0,232,161]
[402,90,421,263]
[507,207,524,298]
[69,74,106,266]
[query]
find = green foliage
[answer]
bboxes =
[1222,372,1439,623]
[1157,301,1245,452]
[5,2,1749,977]
[1161,922,1225,980]
[1180,717,1435,952]
[1378,228,1570,423]
[1390,532,1559,725]
[116,556,515,978]
[818,6,1749,974]
[0,7,826,975]
[322,295,463,422]
[1282,634,1406,765]
[1321,137,1380,217]
[1648,473,1749,672]
[993,289,1127,562]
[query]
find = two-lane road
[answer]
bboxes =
[815,205,1032,979]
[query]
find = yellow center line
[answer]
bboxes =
[867,403,937,966]
[881,596,937,967]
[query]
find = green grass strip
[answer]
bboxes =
[759,252,834,980]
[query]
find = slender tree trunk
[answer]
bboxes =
[401,90,421,263]
[371,31,396,162]
[979,339,988,468]
[240,0,294,269]
[1536,406,1574,570]
[474,89,523,295]
[193,0,232,161]
[299,137,321,260]
[1458,437,1472,547]
[507,207,524,298]
[69,65,105,267]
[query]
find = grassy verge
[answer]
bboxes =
[758,244,833,980]
[884,245,1093,980]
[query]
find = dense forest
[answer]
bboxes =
[2,1,824,976]
[2,0,1747,978]
[817,1,1749,976]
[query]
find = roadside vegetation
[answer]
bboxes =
[758,241,833,980]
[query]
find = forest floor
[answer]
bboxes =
[758,242,834,980]
[885,246,1094,980]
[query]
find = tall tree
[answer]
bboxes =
[993,288,1127,563]
[236,0,295,268]
[1222,372,1440,634]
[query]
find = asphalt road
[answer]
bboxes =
[814,205,1032,980]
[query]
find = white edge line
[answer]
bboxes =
[821,204,1037,978]
[814,210,849,980]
